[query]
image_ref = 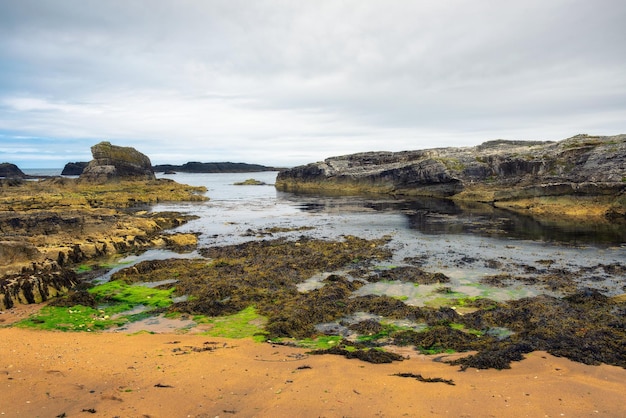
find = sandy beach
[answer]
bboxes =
[1,307,625,418]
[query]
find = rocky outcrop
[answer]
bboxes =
[61,161,88,175]
[0,169,208,309]
[277,134,626,198]
[1,267,78,309]
[80,141,155,182]
[0,163,26,179]
[276,134,626,220]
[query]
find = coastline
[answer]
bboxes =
[2,167,625,416]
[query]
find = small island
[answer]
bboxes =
[233,178,267,185]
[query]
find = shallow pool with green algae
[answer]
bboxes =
[15,280,177,332]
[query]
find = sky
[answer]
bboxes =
[0,0,625,168]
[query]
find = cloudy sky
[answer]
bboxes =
[1,0,625,168]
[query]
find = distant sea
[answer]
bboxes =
[22,168,63,176]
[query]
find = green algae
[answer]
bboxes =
[197,306,267,341]
[90,280,175,310]
[15,305,124,331]
[15,280,176,331]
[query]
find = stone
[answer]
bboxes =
[0,163,26,178]
[80,141,155,182]
[61,161,88,175]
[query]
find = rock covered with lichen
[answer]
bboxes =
[80,141,155,182]
[276,134,626,220]
[276,134,626,197]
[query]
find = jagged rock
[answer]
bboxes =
[80,141,155,182]
[0,163,26,179]
[0,268,78,310]
[61,161,88,175]
[276,134,626,201]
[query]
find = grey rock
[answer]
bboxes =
[61,161,88,176]
[0,163,26,179]
[276,134,626,200]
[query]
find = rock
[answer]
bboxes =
[61,161,88,176]
[0,163,26,179]
[234,178,267,185]
[0,267,78,310]
[80,141,155,182]
[276,134,626,202]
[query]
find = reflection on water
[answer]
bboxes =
[279,191,626,245]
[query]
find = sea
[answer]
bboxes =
[21,169,626,304]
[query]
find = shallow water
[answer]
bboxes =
[149,172,625,302]
[80,171,626,333]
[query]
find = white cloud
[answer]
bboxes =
[0,0,625,167]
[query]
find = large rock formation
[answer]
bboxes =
[276,134,626,219]
[0,163,26,179]
[80,141,155,182]
[61,161,88,175]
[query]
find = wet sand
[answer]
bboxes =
[1,324,625,417]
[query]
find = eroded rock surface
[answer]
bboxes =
[80,141,155,182]
[0,172,207,309]
[276,134,626,220]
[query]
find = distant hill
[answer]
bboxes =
[153,162,282,173]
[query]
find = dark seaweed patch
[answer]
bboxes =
[309,346,405,364]
[392,372,455,385]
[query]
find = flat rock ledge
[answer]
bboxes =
[276,134,626,220]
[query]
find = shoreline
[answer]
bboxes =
[1,326,625,417]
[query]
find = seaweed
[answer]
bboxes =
[392,372,455,385]
[309,346,405,364]
[449,342,534,370]
[366,266,451,285]
[392,325,485,354]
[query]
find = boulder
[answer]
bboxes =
[61,161,88,176]
[0,163,26,179]
[80,141,155,182]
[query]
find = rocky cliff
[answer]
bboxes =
[80,141,155,182]
[276,134,626,220]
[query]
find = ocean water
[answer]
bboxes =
[21,168,64,177]
[150,171,626,302]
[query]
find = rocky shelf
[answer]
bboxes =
[276,134,626,222]
[0,142,208,309]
